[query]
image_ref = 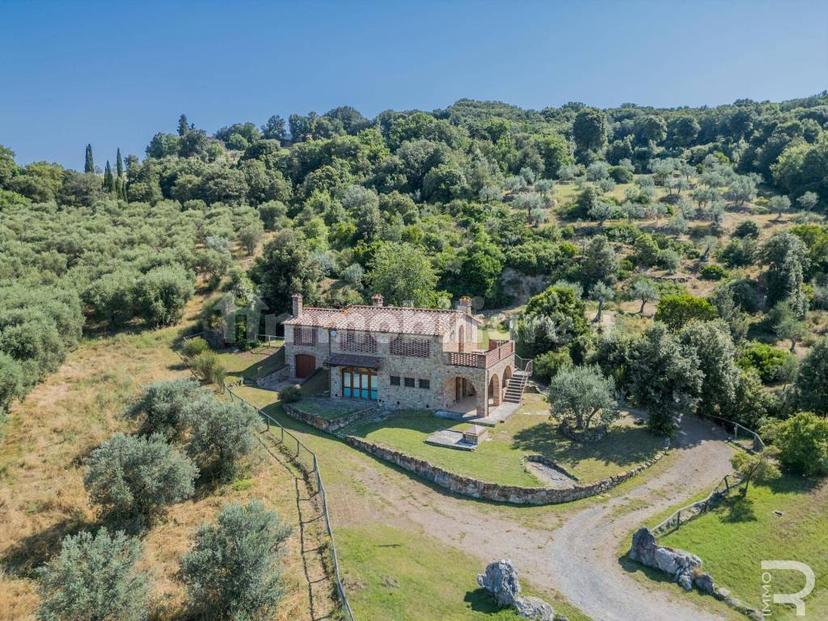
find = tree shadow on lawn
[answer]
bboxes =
[2,511,92,577]
[511,422,661,469]
[721,495,758,523]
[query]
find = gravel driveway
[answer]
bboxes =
[328,414,734,620]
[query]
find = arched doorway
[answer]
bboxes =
[488,373,501,406]
[443,375,482,416]
[502,366,513,392]
[295,354,316,379]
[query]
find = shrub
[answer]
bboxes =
[84,433,197,520]
[533,348,573,384]
[191,350,227,386]
[134,266,195,327]
[733,220,760,238]
[737,342,798,384]
[279,384,302,403]
[186,400,259,477]
[654,293,717,330]
[0,352,23,416]
[128,378,208,439]
[37,529,149,621]
[700,263,728,281]
[181,501,291,620]
[796,338,828,414]
[181,336,210,359]
[762,412,828,477]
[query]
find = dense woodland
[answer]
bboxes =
[2,93,828,463]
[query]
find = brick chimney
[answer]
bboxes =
[458,296,472,315]
[291,293,303,317]
[371,293,384,307]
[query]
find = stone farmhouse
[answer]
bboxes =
[283,293,529,418]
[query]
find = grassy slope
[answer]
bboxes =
[229,379,592,620]
[660,476,828,620]
[341,394,664,487]
[0,304,319,621]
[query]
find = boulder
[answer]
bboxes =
[628,527,705,594]
[694,572,716,595]
[513,595,555,621]
[477,560,521,607]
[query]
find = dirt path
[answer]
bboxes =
[546,415,734,621]
[325,415,733,620]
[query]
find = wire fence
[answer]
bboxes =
[652,472,746,538]
[699,412,766,453]
[228,387,355,621]
[178,332,355,621]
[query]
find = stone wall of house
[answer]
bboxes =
[343,436,664,505]
[284,326,329,379]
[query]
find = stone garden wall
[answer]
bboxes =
[283,403,372,433]
[343,436,665,505]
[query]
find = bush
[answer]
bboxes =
[737,342,798,384]
[654,293,717,330]
[190,350,227,386]
[532,349,572,383]
[134,266,195,327]
[796,338,828,414]
[128,378,208,439]
[181,501,292,620]
[0,351,23,416]
[700,263,728,281]
[279,384,302,403]
[84,433,197,520]
[37,528,149,621]
[733,220,760,238]
[762,412,828,477]
[181,336,210,359]
[186,400,260,477]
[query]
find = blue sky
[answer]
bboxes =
[1,0,826,168]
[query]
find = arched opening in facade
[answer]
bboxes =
[442,375,482,416]
[488,373,501,406]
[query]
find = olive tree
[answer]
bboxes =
[37,529,149,621]
[185,399,260,478]
[548,365,619,438]
[84,433,197,520]
[181,501,291,620]
[128,378,208,439]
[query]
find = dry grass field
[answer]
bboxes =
[0,296,331,621]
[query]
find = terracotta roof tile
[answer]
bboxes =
[283,304,479,336]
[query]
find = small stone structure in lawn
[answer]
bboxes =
[476,560,564,621]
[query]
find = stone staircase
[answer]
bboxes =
[503,370,530,404]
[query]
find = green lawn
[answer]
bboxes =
[341,394,664,487]
[292,396,370,420]
[338,524,587,621]
[658,476,828,619]
[218,344,285,382]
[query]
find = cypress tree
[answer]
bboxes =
[84,144,94,173]
[178,114,189,136]
[103,160,114,192]
[116,148,124,178]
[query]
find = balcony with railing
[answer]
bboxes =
[445,339,515,368]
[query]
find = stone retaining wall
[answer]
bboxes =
[344,436,664,505]
[524,454,580,482]
[283,403,372,433]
